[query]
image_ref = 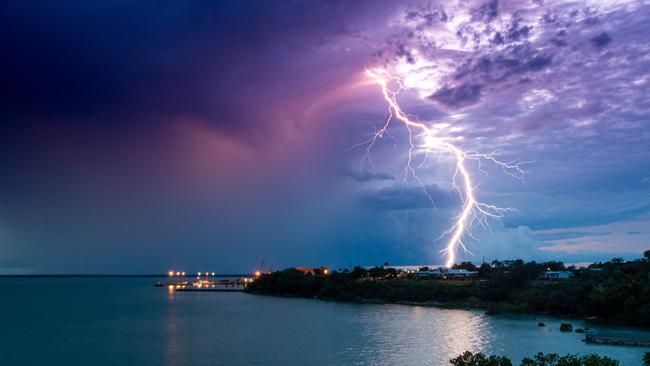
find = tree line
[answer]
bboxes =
[246,251,650,327]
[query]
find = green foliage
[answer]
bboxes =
[643,352,650,365]
[454,261,478,271]
[449,352,618,366]
[519,353,618,366]
[247,251,650,327]
[450,351,512,366]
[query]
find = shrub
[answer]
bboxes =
[520,353,618,366]
[450,351,512,366]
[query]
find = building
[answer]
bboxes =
[415,268,478,280]
[542,271,574,280]
[295,267,328,275]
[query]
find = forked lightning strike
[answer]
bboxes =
[364,68,528,268]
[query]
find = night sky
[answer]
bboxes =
[2,1,649,274]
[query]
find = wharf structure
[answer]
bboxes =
[586,329,650,347]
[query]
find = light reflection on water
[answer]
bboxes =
[0,277,648,366]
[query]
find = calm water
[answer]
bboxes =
[1,277,648,366]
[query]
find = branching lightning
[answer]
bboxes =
[362,68,529,268]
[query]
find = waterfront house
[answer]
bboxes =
[542,271,574,280]
[415,268,478,280]
[295,266,328,275]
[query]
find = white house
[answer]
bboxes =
[415,268,478,280]
[542,271,573,280]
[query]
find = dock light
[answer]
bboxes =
[168,271,174,277]
[176,271,180,276]
[181,272,185,276]
[211,272,215,276]
[255,271,261,277]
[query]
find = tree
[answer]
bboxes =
[454,261,478,271]
[520,353,618,366]
[369,266,387,279]
[450,351,512,366]
[349,266,368,279]
[478,263,492,278]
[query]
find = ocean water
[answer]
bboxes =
[0,277,648,365]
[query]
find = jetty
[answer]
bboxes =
[586,329,650,347]
[155,271,256,292]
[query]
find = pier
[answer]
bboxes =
[155,271,255,292]
[586,330,650,347]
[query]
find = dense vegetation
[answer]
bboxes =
[449,351,619,366]
[247,251,650,327]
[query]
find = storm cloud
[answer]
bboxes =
[1,0,649,273]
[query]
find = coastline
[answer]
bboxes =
[245,257,650,330]
[246,290,596,323]
[247,290,650,348]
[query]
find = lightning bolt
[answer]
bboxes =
[363,68,529,268]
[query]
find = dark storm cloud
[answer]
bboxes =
[590,31,612,48]
[362,0,650,261]
[505,200,650,231]
[533,231,610,241]
[361,184,455,211]
[2,0,650,272]
[429,83,482,109]
[471,0,499,22]
[342,169,394,183]
[0,0,406,273]
[0,0,388,143]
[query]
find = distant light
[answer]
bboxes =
[255,271,261,277]
[181,272,186,276]
[176,272,180,276]
[211,272,215,276]
[323,269,329,275]
[168,271,174,277]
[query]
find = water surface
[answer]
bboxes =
[1,277,648,365]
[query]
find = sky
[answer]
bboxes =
[1,0,649,274]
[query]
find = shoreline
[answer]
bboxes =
[245,290,647,331]
[247,290,581,318]
[247,290,650,347]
